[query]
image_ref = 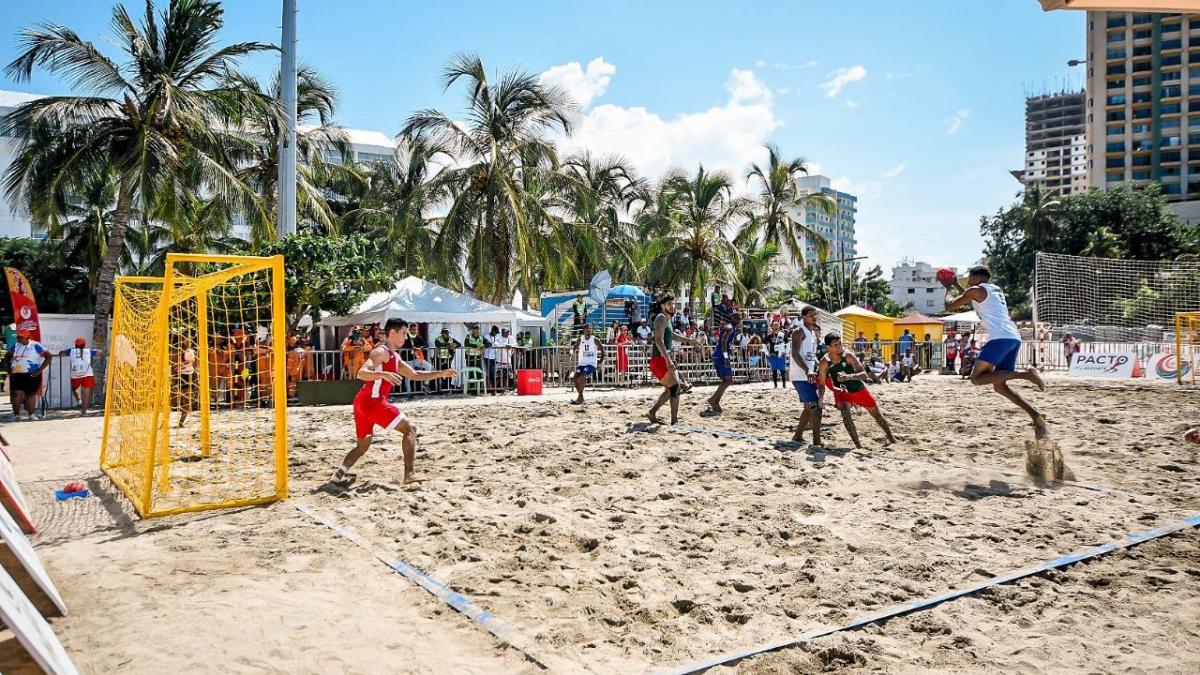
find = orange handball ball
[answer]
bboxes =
[936,268,957,284]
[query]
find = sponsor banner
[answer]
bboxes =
[4,267,41,341]
[1148,352,1194,381]
[1067,352,1137,378]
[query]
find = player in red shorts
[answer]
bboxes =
[646,294,705,425]
[818,334,896,448]
[330,318,456,488]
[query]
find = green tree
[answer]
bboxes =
[732,238,781,306]
[740,143,833,264]
[2,0,274,387]
[401,54,574,304]
[558,152,644,288]
[253,233,393,330]
[646,165,751,310]
[1017,185,1061,250]
[0,237,93,322]
[43,168,138,295]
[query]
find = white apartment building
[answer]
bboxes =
[794,174,858,266]
[1014,90,1090,196]
[0,88,398,240]
[888,260,943,313]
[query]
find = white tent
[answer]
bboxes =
[320,276,529,327]
[941,310,981,324]
[501,304,551,327]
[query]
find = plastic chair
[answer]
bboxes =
[460,367,486,396]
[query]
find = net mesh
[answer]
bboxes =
[1035,252,1200,341]
[1177,312,1200,385]
[100,255,288,517]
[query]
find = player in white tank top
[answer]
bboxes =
[572,324,603,404]
[942,265,1048,438]
[789,306,825,446]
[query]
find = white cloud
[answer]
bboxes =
[554,64,778,182]
[882,163,906,179]
[821,65,867,98]
[828,162,907,201]
[886,72,913,80]
[755,59,819,70]
[539,57,616,109]
[845,100,860,109]
[775,87,791,95]
[754,59,768,68]
[944,108,970,136]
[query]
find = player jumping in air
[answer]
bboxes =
[331,318,456,488]
[572,323,603,404]
[646,294,705,425]
[818,334,896,448]
[942,265,1047,437]
[703,312,739,415]
[790,306,824,446]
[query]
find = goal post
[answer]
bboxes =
[100,254,289,518]
[1177,311,1200,385]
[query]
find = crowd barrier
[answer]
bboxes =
[6,339,1188,412]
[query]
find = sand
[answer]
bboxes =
[1,373,1198,673]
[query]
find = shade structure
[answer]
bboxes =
[319,276,532,327]
[941,310,981,324]
[894,312,945,341]
[834,305,897,340]
[1039,0,1200,10]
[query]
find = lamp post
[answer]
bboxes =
[277,0,298,239]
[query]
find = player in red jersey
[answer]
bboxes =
[330,318,455,487]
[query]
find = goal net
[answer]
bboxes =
[1035,252,1200,342]
[1177,312,1200,385]
[100,254,289,518]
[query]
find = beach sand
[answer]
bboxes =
[1,373,1197,673]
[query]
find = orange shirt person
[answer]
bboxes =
[256,339,274,402]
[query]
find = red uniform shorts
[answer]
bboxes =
[830,386,877,409]
[70,375,96,390]
[649,355,670,381]
[353,395,405,439]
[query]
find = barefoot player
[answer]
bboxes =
[704,312,739,415]
[647,294,704,425]
[942,265,1048,437]
[818,334,896,448]
[790,306,824,446]
[331,318,456,487]
[571,323,602,404]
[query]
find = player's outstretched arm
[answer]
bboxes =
[395,358,456,382]
[941,278,982,312]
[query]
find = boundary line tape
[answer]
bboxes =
[670,424,1145,498]
[295,503,564,672]
[660,512,1200,674]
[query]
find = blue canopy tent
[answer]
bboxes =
[541,284,650,340]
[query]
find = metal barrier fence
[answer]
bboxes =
[9,339,1188,412]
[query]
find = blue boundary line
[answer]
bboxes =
[660,513,1200,675]
[295,504,561,672]
[670,424,1144,498]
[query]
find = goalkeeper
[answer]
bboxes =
[941,265,1048,438]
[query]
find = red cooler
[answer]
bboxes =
[516,369,543,395]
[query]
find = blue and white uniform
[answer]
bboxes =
[576,335,599,376]
[971,283,1022,372]
[713,325,735,379]
[790,324,821,404]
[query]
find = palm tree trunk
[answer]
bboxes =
[90,184,134,403]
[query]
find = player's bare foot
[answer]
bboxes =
[571,397,584,405]
[1185,428,1200,445]
[1026,368,1045,391]
[1033,415,1050,439]
[402,473,428,485]
[647,413,666,425]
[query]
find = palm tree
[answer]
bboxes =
[741,143,834,264]
[45,168,138,294]
[2,0,274,388]
[1082,225,1121,259]
[648,165,752,312]
[340,136,451,279]
[401,53,574,304]
[1018,185,1062,250]
[557,152,644,287]
[732,237,782,306]
[229,64,355,245]
[140,192,244,275]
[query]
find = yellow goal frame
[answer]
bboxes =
[1175,311,1200,386]
[99,253,289,518]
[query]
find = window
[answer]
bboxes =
[907,288,915,295]
[1133,29,1152,39]
[1109,32,1126,43]
[1163,166,1181,176]
[1163,118,1183,129]
[1134,108,1152,119]
[1108,94,1127,105]
[1165,182,1184,195]
[1162,55,1183,66]
[1132,170,1151,179]
[1133,46,1153,57]
[1132,155,1152,166]
[1107,141,1126,152]
[1162,150,1182,162]
[1134,139,1154,151]
[1190,133,1200,144]
[1162,135,1182,146]
[1107,172,1124,181]
[1108,78,1126,90]
[1133,13,1151,24]
[1107,157,1126,168]
[1107,124,1124,135]
[1163,70,1182,81]
[1162,85,1182,98]
[1162,39,1183,50]
[926,300,935,308]
[1108,48,1127,59]
[1132,75,1151,86]
[1107,110,1126,121]
[1107,15,1127,28]
[1132,123,1150,133]
[1107,63,1126,75]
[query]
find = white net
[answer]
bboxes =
[1035,252,1200,341]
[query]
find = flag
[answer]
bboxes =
[4,267,41,341]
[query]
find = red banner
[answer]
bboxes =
[4,267,40,342]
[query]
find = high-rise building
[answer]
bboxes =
[1014,89,1089,196]
[1086,10,1200,222]
[795,175,858,266]
[888,260,944,313]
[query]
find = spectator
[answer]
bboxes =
[405,323,433,393]
[766,321,788,388]
[747,332,763,380]
[854,331,868,358]
[255,337,273,404]
[615,325,632,380]
[898,329,914,358]
[572,293,588,332]
[493,327,516,391]
[872,332,882,357]
[902,350,921,381]
[62,337,101,415]
[637,319,651,342]
[433,328,460,389]
[463,324,485,376]
[9,329,50,420]
[945,333,958,374]
[1062,332,1079,367]
[483,326,500,387]
[887,354,904,383]
[921,332,933,370]
[606,321,618,343]
[960,339,979,379]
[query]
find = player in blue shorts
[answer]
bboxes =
[790,306,824,446]
[572,323,603,404]
[703,312,739,415]
[942,265,1047,437]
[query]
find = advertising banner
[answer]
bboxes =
[4,267,41,341]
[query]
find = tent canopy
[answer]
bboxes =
[894,312,942,325]
[941,310,981,324]
[607,284,647,298]
[320,276,534,327]
[834,305,895,321]
[1040,1,1200,11]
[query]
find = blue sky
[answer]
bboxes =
[0,1,1085,273]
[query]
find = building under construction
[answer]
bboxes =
[1013,89,1089,196]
